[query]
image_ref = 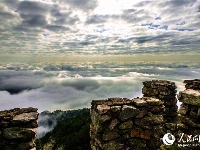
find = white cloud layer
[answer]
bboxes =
[0,61,199,112]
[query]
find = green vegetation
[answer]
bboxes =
[36,108,91,150]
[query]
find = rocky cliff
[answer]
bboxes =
[0,107,38,150]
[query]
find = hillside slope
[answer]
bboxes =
[36,108,91,150]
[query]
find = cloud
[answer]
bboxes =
[45,25,71,32]
[0,76,143,112]
[0,68,150,112]
[0,11,15,20]
[37,110,64,138]
[59,0,98,11]
[0,0,200,55]
[0,70,50,93]
[17,1,50,15]
[0,61,199,112]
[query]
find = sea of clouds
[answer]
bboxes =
[1,62,199,137]
[0,62,199,112]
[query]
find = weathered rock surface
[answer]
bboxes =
[178,89,200,106]
[0,107,38,150]
[135,115,163,125]
[184,79,200,90]
[119,120,133,129]
[3,127,35,140]
[142,80,177,122]
[103,140,124,150]
[119,105,140,121]
[130,128,151,139]
[90,97,164,149]
[90,79,200,150]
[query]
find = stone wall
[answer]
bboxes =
[183,79,200,90]
[178,80,200,149]
[90,79,200,150]
[142,80,177,122]
[90,97,165,150]
[0,107,38,150]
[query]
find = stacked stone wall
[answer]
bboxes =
[184,79,200,90]
[142,80,177,122]
[90,79,200,150]
[178,79,200,149]
[0,107,38,150]
[90,97,165,150]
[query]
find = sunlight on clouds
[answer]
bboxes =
[1,0,200,55]
[95,0,143,15]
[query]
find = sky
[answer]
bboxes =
[0,0,200,56]
[0,0,200,113]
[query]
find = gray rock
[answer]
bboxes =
[136,110,147,118]
[145,98,163,106]
[181,116,200,128]
[91,110,111,132]
[165,123,176,131]
[178,90,200,106]
[11,112,39,127]
[102,129,120,141]
[96,104,110,115]
[119,120,133,129]
[132,98,147,107]
[178,105,188,115]
[110,106,121,112]
[129,139,146,148]
[103,140,124,150]
[119,105,140,121]
[135,115,163,125]
[3,127,36,141]
[13,112,38,122]
[108,119,119,130]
